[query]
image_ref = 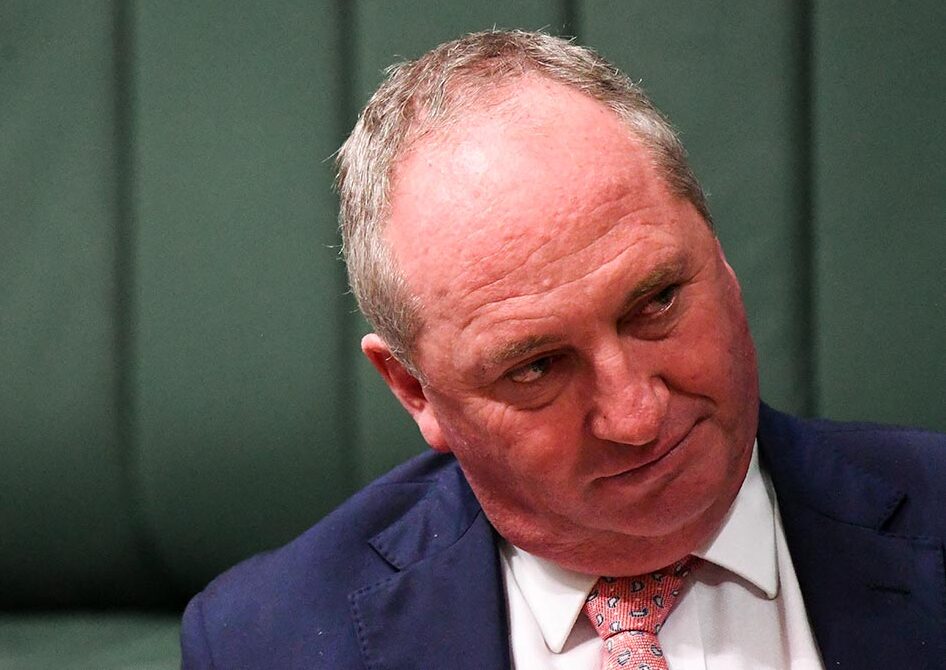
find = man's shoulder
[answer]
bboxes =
[811,412,946,510]
[204,448,464,585]
[760,404,946,532]
[181,450,469,667]
[762,403,946,468]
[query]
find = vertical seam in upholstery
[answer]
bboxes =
[796,0,817,416]
[334,0,359,488]
[561,0,580,38]
[112,0,182,606]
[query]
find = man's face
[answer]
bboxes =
[372,77,759,576]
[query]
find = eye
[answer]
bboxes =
[507,356,554,384]
[640,284,679,316]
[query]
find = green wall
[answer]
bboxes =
[2,0,943,608]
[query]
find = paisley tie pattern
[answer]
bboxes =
[583,557,697,670]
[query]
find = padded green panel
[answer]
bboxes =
[0,2,162,607]
[582,1,811,415]
[348,0,572,486]
[0,614,179,669]
[812,1,946,431]
[132,1,353,590]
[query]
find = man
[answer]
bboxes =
[181,30,946,669]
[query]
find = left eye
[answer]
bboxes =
[641,285,678,316]
[507,357,553,384]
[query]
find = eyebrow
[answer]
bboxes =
[616,260,685,315]
[478,258,687,374]
[484,333,565,369]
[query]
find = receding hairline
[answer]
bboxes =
[385,69,703,226]
[381,71,709,267]
[336,30,713,372]
[380,81,706,370]
[384,69,591,185]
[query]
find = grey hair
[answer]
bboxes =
[336,29,711,373]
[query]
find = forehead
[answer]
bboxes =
[384,76,691,347]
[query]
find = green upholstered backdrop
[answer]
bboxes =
[1,1,943,667]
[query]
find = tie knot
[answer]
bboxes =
[584,557,697,639]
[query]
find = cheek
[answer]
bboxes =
[662,324,732,390]
[675,294,755,391]
[718,302,759,400]
[452,397,588,486]
[435,399,523,468]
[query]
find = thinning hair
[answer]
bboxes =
[336,29,711,372]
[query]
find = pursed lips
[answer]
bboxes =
[598,417,703,480]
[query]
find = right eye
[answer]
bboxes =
[506,356,554,384]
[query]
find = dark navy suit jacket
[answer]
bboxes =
[181,405,946,668]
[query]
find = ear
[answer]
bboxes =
[361,333,450,452]
[715,237,740,281]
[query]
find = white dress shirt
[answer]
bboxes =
[501,442,825,669]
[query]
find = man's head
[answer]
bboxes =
[337,30,760,576]
[337,30,711,369]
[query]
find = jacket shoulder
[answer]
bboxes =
[760,404,946,535]
[181,451,464,668]
[763,405,946,475]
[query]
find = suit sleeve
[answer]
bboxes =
[180,593,216,669]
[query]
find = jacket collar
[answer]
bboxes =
[350,407,946,668]
[350,463,510,669]
[758,404,946,668]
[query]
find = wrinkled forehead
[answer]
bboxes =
[384,78,664,303]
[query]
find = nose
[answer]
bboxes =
[587,348,669,446]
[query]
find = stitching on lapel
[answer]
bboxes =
[350,577,400,670]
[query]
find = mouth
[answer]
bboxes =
[601,418,702,480]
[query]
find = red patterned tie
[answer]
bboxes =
[583,558,697,670]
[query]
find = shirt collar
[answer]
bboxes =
[501,542,597,653]
[501,439,777,654]
[692,440,778,599]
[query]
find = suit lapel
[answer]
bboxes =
[348,409,946,668]
[759,406,946,668]
[349,465,510,670]
[779,502,945,667]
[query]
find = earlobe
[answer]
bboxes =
[361,334,451,453]
[715,239,743,290]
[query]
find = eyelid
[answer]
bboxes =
[504,352,562,384]
[646,284,679,310]
[622,284,679,323]
[507,354,547,377]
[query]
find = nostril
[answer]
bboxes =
[589,406,663,447]
[587,350,669,445]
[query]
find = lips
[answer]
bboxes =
[600,418,701,479]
